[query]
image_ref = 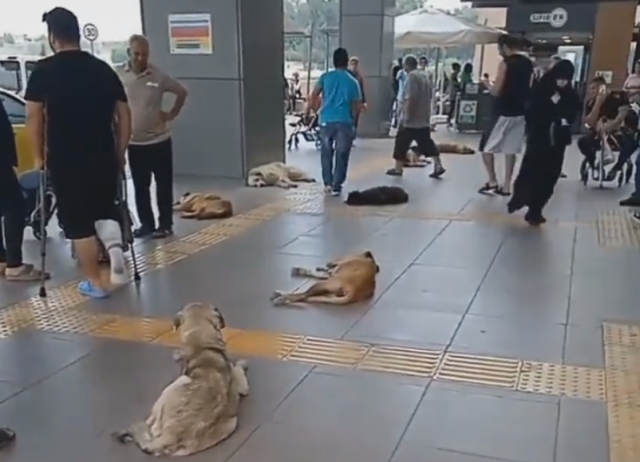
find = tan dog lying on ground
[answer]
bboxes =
[246,162,316,189]
[270,251,379,306]
[435,142,475,154]
[173,193,233,219]
[112,303,249,457]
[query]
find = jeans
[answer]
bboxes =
[319,122,354,191]
[0,168,25,268]
[128,138,174,230]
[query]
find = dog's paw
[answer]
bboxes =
[271,296,287,306]
[290,267,306,277]
[269,290,283,301]
[111,430,132,444]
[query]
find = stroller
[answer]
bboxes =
[287,112,321,151]
[19,170,57,241]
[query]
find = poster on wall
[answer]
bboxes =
[594,70,613,84]
[168,13,213,55]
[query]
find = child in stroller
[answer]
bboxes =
[287,111,321,151]
[18,170,57,241]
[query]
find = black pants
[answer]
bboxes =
[512,130,565,215]
[128,138,174,230]
[0,168,25,268]
[393,126,439,161]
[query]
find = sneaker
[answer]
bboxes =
[620,195,640,207]
[323,185,332,194]
[331,189,341,197]
[385,168,403,177]
[132,226,154,239]
[151,228,174,239]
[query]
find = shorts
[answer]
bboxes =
[51,165,120,240]
[393,126,439,160]
[479,115,526,155]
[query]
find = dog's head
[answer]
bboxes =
[247,173,267,188]
[174,302,226,332]
[361,250,380,273]
[345,190,364,205]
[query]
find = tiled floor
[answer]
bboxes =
[0,134,638,461]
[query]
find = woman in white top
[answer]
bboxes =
[623,60,640,104]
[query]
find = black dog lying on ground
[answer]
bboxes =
[345,186,409,206]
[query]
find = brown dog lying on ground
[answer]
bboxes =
[435,143,475,154]
[112,303,249,456]
[173,193,233,220]
[270,251,379,306]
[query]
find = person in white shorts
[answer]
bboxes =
[478,35,533,196]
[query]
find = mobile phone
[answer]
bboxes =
[599,85,607,94]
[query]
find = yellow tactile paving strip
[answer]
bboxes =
[603,322,640,462]
[597,209,640,248]
[289,198,592,228]
[14,311,605,402]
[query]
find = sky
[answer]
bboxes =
[0,0,460,41]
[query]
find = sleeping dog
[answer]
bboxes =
[345,186,409,206]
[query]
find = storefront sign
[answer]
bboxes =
[529,8,568,28]
[506,3,597,34]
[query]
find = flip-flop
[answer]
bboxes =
[4,264,50,282]
[78,280,110,299]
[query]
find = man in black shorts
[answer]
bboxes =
[386,55,445,178]
[25,7,132,299]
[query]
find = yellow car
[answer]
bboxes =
[0,87,35,174]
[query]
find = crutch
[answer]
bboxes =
[38,167,48,298]
[120,171,141,282]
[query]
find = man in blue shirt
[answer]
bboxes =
[307,48,361,196]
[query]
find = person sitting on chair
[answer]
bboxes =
[578,76,633,181]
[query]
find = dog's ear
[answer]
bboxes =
[363,250,374,260]
[210,306,226,329]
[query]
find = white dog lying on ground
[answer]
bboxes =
[112,303,249,456]
[246,162,316,189]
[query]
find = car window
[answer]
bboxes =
[0,93,26,124]
[26,61,37,82]
[0,60,21,93]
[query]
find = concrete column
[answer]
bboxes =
[140,0,284,179]
[340,0,395,138]
[589,1,637,88]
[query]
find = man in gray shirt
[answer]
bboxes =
[118,34,188,239]
[386,55,445,178]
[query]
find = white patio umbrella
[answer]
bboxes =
[394,8,505,48]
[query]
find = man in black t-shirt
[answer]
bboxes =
[578,76,634,181]
[25,7,132,299]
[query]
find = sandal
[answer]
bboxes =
[0,427,16,449]
[386,168,403,177]
[495,187,512,197]
[4,264,50,282]
[478,183,498,194]
[78,280,110,299]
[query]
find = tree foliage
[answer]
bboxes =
[284,0,479,67]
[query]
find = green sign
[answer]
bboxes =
[458,100,477,124]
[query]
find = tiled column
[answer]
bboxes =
[140,0,285,178]
[340,0,395,138]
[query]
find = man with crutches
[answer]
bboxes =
[25,7,133,298]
